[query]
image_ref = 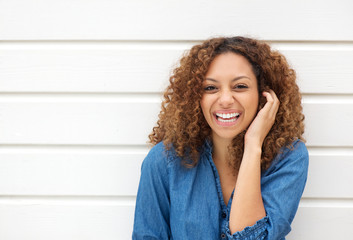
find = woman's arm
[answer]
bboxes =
[229,90,279,233]
[132,143,171,239]
[229,144,265,233]
[226,140,308,239]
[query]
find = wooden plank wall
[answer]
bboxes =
[0,0,352,239]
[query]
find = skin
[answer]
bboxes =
[200,53,280,233]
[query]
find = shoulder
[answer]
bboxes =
[141,141,177,172]
[264,140,309,176]
[282,139,308,161]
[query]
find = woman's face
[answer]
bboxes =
[200,52,259,144]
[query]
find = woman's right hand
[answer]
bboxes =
[244,89,280,149]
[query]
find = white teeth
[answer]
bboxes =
[215,112,240,119]
[218,118,236,123]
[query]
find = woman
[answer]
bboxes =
[132,36,309,239]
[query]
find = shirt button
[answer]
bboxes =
[221,211,227,218]
[221,233,226,238]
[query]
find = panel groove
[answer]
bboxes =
[302,94,353,103]
[1,94,353,103]
[300,198,353,207]
[307,146,353,155]
[2,40,353,44]
[0,144,149,153]
[0,93,163,103]
[0,195,136,205]
[1,40,353,46]
[0,145,351,153]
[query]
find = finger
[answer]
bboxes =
[267,90,280,115]
[260,91,274,114]
[262,90,279,118]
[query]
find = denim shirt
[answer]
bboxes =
[133,140,309,239]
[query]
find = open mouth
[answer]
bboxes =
[215,112,240,123]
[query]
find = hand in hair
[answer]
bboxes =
[244,89,280,149]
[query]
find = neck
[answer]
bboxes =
[212,134,232,163]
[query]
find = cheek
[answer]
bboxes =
[200,97,208,113]
[244,95,259,117]
[251,98,260,117]
[200,97,213,123]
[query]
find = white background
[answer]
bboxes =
[0,0,353,239]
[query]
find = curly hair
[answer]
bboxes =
[149,36,305,172]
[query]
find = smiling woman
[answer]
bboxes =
[132,36,308,239]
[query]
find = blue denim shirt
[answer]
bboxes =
[133,140,308,239]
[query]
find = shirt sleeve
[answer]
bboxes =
[225,140,309,240]
[132,143,171,240]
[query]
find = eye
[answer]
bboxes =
[204,85,217,91]
[234,84,248,89]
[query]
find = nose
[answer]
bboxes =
[218,89,234,108]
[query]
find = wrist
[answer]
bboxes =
[244,134,265,148]
[242,145,262,163]
[244,142,262,155]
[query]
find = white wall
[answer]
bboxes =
[0,0,352,239]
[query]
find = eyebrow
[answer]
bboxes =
[205,76,251,82]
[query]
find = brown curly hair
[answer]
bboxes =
[149,36,305,172]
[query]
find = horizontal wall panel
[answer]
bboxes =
[0,43,186,93]
[0,202,134,240]
[0,101,160,145]
[0,152,145,196]
[0,101,352,146]
[0,43,352,94]
[303,103,353,147]
[0,0,352,40]
[277,47,353,94]
[288,204,353,239]
[0,151,352,198]
[0,201,351,239]
[303,154,353,198]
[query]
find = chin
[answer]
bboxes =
[213,130,244,142]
